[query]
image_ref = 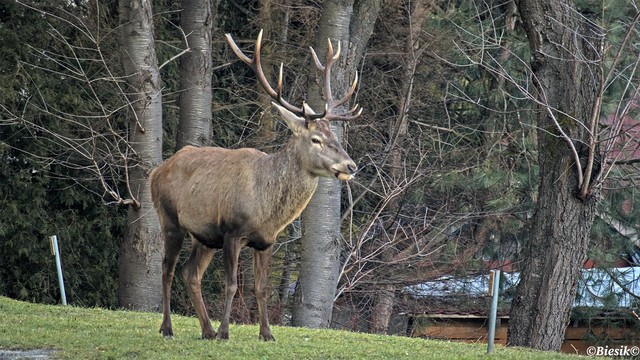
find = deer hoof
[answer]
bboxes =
[201,331,216,340]
[160,327,174,338]
[259,333,275,341]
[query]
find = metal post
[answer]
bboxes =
[487,269,500,354]
[49,235,67,305]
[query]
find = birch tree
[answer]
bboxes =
[291,0,380,328]
[117,0,164,310]
[176,0,214,150]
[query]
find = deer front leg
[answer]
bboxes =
[254,246,275,341]
[217,236,243,340]
[182,240,216,339]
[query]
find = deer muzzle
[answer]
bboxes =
[333,161,357,181]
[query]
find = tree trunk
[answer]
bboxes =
[291,0,382,329]
[346,0,383,66]
[175,0,214,150]
[117,0,164,311]
[292,175,345,327]
[507,0,601,350]
[368,0,428,334]
[291,0,355,328]
[369,284,396,333]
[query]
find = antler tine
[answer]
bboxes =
[225,30,304,115]
[309,47,324,71]
[324,104,362,122]
[224,32,253,65]
[323,39,339,104]
[330,38,340,61]
[331,71,359,108]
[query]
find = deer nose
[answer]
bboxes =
[333,160,358,181]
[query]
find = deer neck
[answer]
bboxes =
[255,142,319,235]
[262,141,318,199]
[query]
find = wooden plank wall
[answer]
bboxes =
[412,316,640,355]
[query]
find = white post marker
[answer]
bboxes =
[487,269,500,354]
[49,235,67,305]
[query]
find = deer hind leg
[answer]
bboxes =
[182,239,216,339]
[254,246,275,341]
[217,236,243,340]
[160,225,185,338]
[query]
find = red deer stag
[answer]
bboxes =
[150,30,361,341]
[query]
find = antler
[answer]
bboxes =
[225,30,306,116]
[225,30,362,122]
[309,39,362,121]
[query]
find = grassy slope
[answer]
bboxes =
[0,297,579,359]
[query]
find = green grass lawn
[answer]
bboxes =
[0,297,583,359]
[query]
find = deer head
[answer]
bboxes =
[225,30,361,180]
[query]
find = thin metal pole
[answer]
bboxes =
[487,269,500,354]
[49,235,67,305]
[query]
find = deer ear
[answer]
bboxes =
[272,102,306,134]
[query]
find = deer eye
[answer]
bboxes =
[311,137,323,145]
